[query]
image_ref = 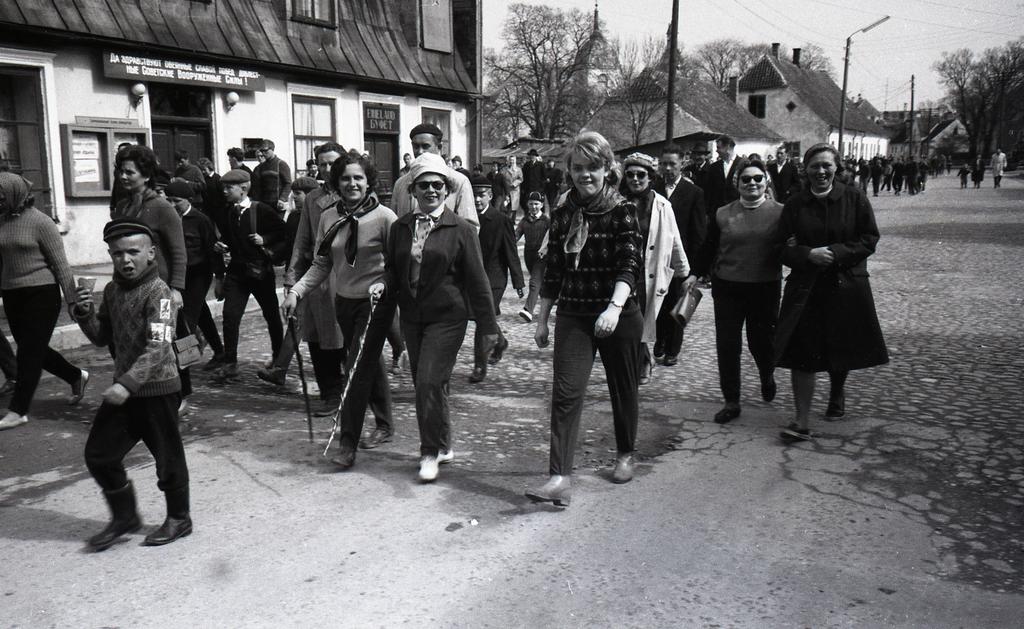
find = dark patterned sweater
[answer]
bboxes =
[540,200,642,316]
[74,264,181,397]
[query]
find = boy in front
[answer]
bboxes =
[73,218,192,551]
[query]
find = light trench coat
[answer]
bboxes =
[641,192,690,343]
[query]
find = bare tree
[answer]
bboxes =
[607,37,668,146]
[933,40,1024,157]
[483,3,599,141]
[797,43,837,78]
[692,38,744,89]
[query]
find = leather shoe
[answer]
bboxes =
[331,446,356,469]
[714,404,741,424]
[359,428,392,449]
[488,336,509,365]
[202,354,225,371]
[418,456,440,482]
[314,399,340,417]
[662,355,678,367]
[88,483,142,551]
[143,515,193,546]
[826,392,845,417]
[218,362,239,380]
[256,366,287,386]
[761,374,777,402]
[525,475,571,506]
[639,359,653,386]
[469,365,486,383]
[612,453,634,484]
[68,369,90,406]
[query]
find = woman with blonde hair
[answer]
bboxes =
[526,131,643,507]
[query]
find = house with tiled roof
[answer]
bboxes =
[586,73,782,159]
[888,114,969,160]
[738,45,890,160]
[0,0,482,263]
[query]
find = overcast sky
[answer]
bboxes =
[481,0,1022,108]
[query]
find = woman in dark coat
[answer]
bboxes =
[774,144,888,442]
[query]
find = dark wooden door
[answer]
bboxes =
[364,135,397,203]
[152,124,210,173]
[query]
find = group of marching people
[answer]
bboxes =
[0,121,889,550]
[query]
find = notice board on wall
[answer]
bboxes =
[60,124,148,198]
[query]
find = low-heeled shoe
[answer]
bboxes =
[713,405,741,424]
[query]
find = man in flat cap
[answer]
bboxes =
[250,139,292,217]
[390,123,478,227]
[520,148,545,215]
[73,218,193,551]
[468,174,523,383]
[216,168,289,380]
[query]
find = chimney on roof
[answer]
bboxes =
[771,43,780,59]
[792,48,802,67]
[727,76,739,103]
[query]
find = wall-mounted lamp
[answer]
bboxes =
[130,83,147,109]
[224,91,240,112]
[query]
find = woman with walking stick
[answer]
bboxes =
[282,153,397,468]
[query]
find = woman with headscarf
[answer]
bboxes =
[368,152,498,482]
[283,154,397,468]
[525,131,643,507]
[691,158,783,425]
[0,172,89,430]
[618,152,689,385]
[775,144,889,442]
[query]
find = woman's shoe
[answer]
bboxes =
[760,374,777,402]
[68,370,90,406]
[713,404,741,424]
[0,411,27,431]
[825,392,845,417]
[0,379,16,396]
[639,359,653,386]
[525,475,571,506]
[612,453,634,484]
[779,423,812,443]
[418,456,440,482]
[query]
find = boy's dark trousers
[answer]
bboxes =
[85,393,189,497]
[221,270,283,363]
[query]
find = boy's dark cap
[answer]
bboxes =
[103,218,154,242]
[470,174,491,190]
[527,191,544,203]
[164,180,193,200]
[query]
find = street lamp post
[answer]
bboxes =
[838,15,890,157]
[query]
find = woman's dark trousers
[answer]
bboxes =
[402,318,467,457]
[549,309,642,476]
[333,296,393,450]
[3,284,80,416]
[711,277,780,404]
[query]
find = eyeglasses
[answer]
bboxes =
[415,180,446,191]
[625,171,648,180]
[740,175,765,183]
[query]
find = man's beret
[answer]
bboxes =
[103,217,155,243]
[221,169,251,184]
[409,123,444,140]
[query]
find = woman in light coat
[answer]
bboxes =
[619,152,689,384]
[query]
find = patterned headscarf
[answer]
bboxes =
[0,172,32,214]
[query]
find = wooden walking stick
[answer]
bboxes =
[287,316,314,443]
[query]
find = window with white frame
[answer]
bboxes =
[293,0,334,25]
[420,107,451,158]
[292,96,335,168]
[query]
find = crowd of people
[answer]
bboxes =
[0,122,902,549]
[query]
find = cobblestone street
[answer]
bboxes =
[1,174,1022,627]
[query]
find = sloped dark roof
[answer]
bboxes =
[925,118,956,142]
[739,55,886,136]
[587,78,782,151]
[0,0,476,96]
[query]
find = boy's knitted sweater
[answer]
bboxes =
[74,263,181,397]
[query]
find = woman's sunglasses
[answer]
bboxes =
[415,180,446,191]
[740,175,765,183]
[625,171,648,180]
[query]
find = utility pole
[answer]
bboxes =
[665,0,679,143]
[908,74,915,158]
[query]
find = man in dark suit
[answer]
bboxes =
[653,144,707,366]
[768,146,800,202]
[520,149,546,212]
[469,175,525,383]
[704,134,741,220]
[543,158,563,209]
[684,150,710,192]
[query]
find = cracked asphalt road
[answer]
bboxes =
[1,173,1022,627]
